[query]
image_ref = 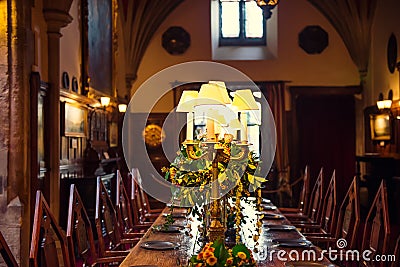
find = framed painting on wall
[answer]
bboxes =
[109,122,118,147]
[370,113,391,141]
[82,0,114,95]
[61,102,86,137]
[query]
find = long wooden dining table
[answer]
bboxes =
[119,198,336,267]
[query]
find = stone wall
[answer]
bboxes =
[0,0,31,265]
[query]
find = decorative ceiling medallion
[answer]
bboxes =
[298,25,329,55]
[162,26,191,55]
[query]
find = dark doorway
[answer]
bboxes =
[291,87,359,203]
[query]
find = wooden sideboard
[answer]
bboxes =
[356,153,400,224]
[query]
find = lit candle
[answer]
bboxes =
[207,118,215,141]
[240,112,248,142]
[186,112,194,141]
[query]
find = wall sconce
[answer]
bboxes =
[100,96,111,108]
[377,89,393,110]
[118,104,127,113]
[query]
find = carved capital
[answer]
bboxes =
[43,9,73,34]
[125,74,137,90]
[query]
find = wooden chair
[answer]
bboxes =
[334,176,360,249]
[0,230,18,267]
[294,170,337,236]
[391,234,400,267]
[307,177,360,250]
[127,172,157,225]
[29,190,71,267]
[360,180,390,267]
[115,170,150,235]
[280,165,310,214]
[131,168,164,215]
[67,184,126,267]
[95,177,141,258]
[286,167,324,223]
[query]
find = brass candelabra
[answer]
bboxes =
[185,138,250,242]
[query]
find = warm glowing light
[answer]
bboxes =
[376,100,392,110]
[100,97,111,107]
[118,104,127,112]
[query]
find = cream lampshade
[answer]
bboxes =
[208,81,232,105]
[176,90,198,141]
[197,83,230,106]
[231,89,259,111]
[231,89,259,143]
[176,91,198,112]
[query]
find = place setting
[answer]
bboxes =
[242,196,272,204]
[271,238,312,248]
[261,213,285,220]
[152,224,184,233]
[263,224,298,232]
[260,204,278,211]
[140,240,180,251]
[161,212,187,219]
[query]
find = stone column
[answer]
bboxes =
[43,6,72,220]
[2,0,32,265]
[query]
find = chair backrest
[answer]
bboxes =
[299,165,310,213]
[132,168,148,210]
[361,180,390,257]
[29,190,71,267]
[391,234,400,267]
[335,177,360,249]
[67,184,98,267]
[306,168,324,221]
[0,230,19,267]
[130,168,148,220]
[316,170,337,234]
[116,170,134,233]
[95,177,123,257]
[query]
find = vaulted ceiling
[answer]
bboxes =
[118,0,377,87]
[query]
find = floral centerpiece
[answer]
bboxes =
[162,134,265,206]
[162,134,266,247]
[190,239,257,267]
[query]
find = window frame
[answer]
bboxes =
[218,0,266,46]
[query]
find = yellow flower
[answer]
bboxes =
[197,252,204,260]
[195,263,203,267]
[224,134,233,143]
[226,257,234,265]
[206,256,218,266]
[237,251,247,260]
[206,247,215,252]
[203,251,213,258]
